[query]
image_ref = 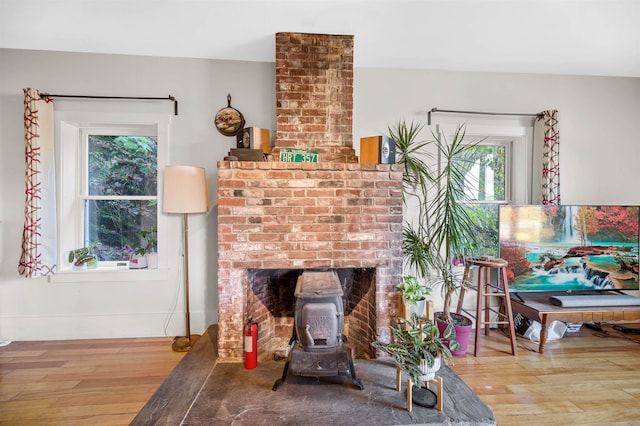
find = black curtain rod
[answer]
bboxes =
[40,94,178,115]
[428,107,541,125]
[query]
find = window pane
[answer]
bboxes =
[88,135,158,196]
[85,199,157,261]
[455,145,506,202]
[465,203,500,257]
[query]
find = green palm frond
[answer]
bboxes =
[402,218,433,279]
[427,124,480,263]
[388,120,434,203]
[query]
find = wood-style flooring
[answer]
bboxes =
[1,323,639,425]
[0,337,186,425]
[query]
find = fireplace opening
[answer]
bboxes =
[245,267,377,360]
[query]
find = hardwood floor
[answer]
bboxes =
[1,323,639,425]
[451,323,640,425]
[0,337,186,425]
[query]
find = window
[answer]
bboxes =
[457,143,508,202]
[84,130,158,262]
[438,122,533,257]
[57,112,169,272]
[455,139,511,257]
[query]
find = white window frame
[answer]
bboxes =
[436,121,534,206]
[51,111,170,282]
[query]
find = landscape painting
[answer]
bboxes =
[499,205,640,292]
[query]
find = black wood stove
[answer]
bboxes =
[272,270,364,391]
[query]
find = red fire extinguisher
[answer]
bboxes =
[244,317,258,370]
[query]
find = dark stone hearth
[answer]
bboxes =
[133,325,496,425]
[130,328,218,425]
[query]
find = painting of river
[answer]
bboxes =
[499,205,639,292]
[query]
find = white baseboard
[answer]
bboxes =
[0,310,215,341]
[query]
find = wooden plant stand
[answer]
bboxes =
[396,366,443,412]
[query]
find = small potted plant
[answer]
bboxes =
[372,313,459,386]
[67,245,98,270]
[130,226,157,269]
[397,275,431,318]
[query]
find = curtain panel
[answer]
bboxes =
[532,110,560,205]
[18,88,57,277]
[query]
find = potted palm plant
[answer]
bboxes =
[425,126,479,313]
[392,120,480,356]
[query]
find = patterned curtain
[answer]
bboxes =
[532,110,560,205]
[18,88,57,277]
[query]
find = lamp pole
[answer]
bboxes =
[183,212,191,342]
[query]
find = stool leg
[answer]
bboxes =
[501,267,518,356]
[484,266,491,336]
[474,266,484,357]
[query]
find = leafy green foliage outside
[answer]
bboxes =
[464,204,500,258]
[86,135,157,261]
[453,145,505,201]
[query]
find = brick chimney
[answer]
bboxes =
[274,32,357,162]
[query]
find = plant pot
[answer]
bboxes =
[129,254,147,269]
[419,356,441,381]
[435,312,472,357]
[404,298,427,318]
[146,252,158,269]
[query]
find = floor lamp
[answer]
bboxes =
[163,165,209,352]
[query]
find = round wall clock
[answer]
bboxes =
[214,94,245,136]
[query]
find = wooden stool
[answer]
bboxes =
[395,366,443,412]
[456,257,518,356]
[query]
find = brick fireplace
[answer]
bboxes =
[216,32,403,361]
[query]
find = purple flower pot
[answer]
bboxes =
[435,313,472,356]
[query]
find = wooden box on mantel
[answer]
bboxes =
[360,136,395,164]
[237,127,271,154]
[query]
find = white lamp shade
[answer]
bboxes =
[163,165,210,213]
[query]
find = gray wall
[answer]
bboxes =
[1,48,639,340]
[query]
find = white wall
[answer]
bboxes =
[354,67,640,205]
[0,49,276,340]
[1,48,639,340]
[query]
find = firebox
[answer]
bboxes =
[272,270,364,390]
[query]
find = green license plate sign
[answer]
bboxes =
[279,148,319,163]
